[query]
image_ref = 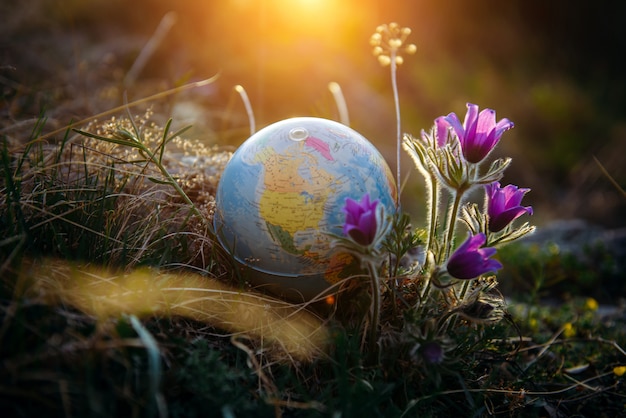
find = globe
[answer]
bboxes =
[213,117,397,301]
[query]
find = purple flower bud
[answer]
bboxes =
[342,194,379,246]
[485,182,533,232]
[421,341,444,364]
[444,103,514,164]
[447,233,502,280]
[434,116,450,148]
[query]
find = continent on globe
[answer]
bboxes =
[257,143,334,236]
[213,117,397,302]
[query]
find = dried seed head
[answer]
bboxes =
[370,22,416,67]
[389,38,403,49]
[370,32,382,46]
[377,55,392,66]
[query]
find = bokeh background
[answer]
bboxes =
[2,0,625,228]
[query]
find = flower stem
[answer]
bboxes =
[366,260,381,361]
[426,174,439,256]
[234,85,256,136]
[443,188,465,261]
[418,273,431,312]
[390,51,401,208]
[458,278,472,303]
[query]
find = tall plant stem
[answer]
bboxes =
[418,273,432,313]
[443,188,466,261]
[458,278,472,303]
[366,260,381,362]
[390,52,401,208]
[234,85,256,136]
[426,174,439,256]
[417,175,439,312]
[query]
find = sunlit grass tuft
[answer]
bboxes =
[16,258,329,361]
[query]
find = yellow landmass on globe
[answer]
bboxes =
[257,143,339,242]
[259,189,328,236]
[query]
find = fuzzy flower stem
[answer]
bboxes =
[417,174,439,310]
[443,188,466,261]
[426,174,440,256]
[390,51,401,208]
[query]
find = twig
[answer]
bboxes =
[593,155,626,198]
[125,11,178,86]
[128,315,167,418]
[25,74,219,148]
[328,82,350,126]
[401,370,619,417]
[234,85,256,136]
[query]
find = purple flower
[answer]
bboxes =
[342,194,379,246]
[485,182,533,232]
[444,103,514,164]
[447,233,502,280]
[421,341,444,364]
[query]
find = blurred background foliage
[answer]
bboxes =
[2,0,625,227]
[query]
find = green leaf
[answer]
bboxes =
[73,129,140,149]
[147,176,174,185]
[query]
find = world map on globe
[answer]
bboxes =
[213,117,397,301]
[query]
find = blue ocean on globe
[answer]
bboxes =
[213,117,397,301]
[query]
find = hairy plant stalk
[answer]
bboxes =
[443,188,466,261]
[426,173,440,256]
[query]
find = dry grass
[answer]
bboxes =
[12,257,330,361]
[0,92,336,361]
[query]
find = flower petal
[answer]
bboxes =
[447,233,501,279]
[435,116,449,148]
[495,118,514,137]
[444,112,465,142]
[489,206,533,232]
[475,108,497,139]
[463,103,480,137]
